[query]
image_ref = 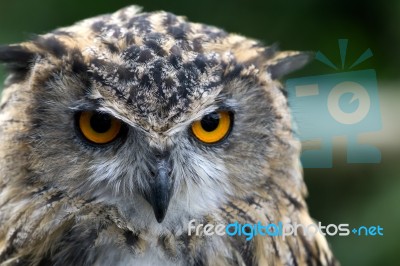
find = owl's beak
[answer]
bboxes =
[143,158,174,223]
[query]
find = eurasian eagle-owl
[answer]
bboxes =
[0,6,337,266]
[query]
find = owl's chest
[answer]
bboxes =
[94,239,185,266]
[124,255,177,266]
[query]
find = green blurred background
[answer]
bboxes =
[0,1,399,265]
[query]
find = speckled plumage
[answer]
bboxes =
[0,6,337,266]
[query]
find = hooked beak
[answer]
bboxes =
[143,157,174,223]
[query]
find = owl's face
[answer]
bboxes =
[0,6,308,227]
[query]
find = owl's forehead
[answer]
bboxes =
[61,7,260,130]
[85,21,234,127]
[28,7,269,130]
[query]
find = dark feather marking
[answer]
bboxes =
[169,53,182,70]
[137,49,154,63]
[243,196,263,209]
[91,20,106,33]
[289,244,299,266]
[47,191,63,204]
[0,227,20,261]
[138,74,151,89]
[0,45,34,64]
[299,233,318,266]
[124,32,134,46]
[192,249,206,266]
[34,36,67,58]
[280,87,288,98]
[201,25,228,40]
[0,45,35,71]
[37,255,53,266]
[264,213,280,258]
[123,45,141,61]
[164,12,179,26]
[193,54,208,73]
[116,65,133,81]
[274,183,304,210]
[144,39,167,57]
[124,230,139,247]
[151,60,165,94]
[240,240,255,266]
[52,227,98,265]
[70,50,88,75]
[193,258,205,266]
[104,41,120,54]
[227,201,256,224]
[126,15,152,33]
[164,76,176,89]
[273,134,292,149]
[168,26,186,40]
[192,38,203,53]
[223,63,244,82]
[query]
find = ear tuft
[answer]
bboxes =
[0,44,36,70]
[267,51,313,80]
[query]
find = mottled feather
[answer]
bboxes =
[0,6,337,266]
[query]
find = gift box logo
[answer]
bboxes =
[286,39,382,168]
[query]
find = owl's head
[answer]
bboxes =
[0,6,309,226]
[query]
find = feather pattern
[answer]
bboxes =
[0,6,337,266]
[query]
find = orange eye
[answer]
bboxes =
[78,111,122,144]
[191,111,232,144]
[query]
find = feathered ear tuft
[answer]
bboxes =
[267,51,313,80]
[0,44,37,71]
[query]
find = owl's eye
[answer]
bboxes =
[77,111,122,144]
[191,111,233,144]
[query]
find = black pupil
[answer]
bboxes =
[90,113,112,133]
[200,112,220,132]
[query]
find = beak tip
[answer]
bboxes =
[153,207,167,223]
[144,192,171,223]
[156,216,165,223]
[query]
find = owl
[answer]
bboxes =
[0,6,337,266]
